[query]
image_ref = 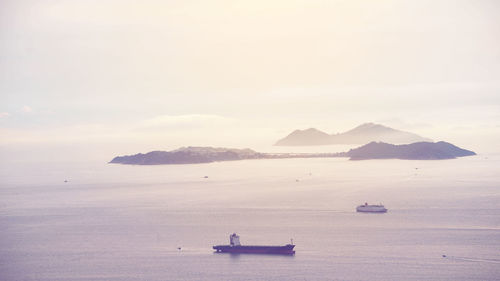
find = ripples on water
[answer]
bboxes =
[1,154,499,280]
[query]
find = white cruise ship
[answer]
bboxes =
[356,202,387,213]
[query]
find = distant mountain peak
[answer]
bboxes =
[291,127,327,134]
[356,122,377,128]
[275,128,331,146]
[346,123,393,133]
[275,123,432,146]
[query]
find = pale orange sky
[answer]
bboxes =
[1,0,499,161]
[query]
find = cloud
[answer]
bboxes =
[0,112,9,118]
[137,114,237,131]
[22,105,32,113]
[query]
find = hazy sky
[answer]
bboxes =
[1,0,499,160]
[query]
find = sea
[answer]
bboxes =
[1,148,499,281]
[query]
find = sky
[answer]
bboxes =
[1,0,499,162]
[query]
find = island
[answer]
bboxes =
[346,141,476,160]
[275,123,432,146]
[109,142,475,165]
[109,146,346,165]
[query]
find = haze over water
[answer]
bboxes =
[1,0,500,280]
[1,151,499,280]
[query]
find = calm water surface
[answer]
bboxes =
[1,154,499,280]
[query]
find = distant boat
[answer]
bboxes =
[213,233,295,255]
[356,202,387,213]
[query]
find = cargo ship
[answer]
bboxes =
[356,202,387,213]
[213,233,295,255]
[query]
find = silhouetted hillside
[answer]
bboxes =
[347,141,476,160]
[110,146,346,165]
[110,147,263,165]
[110,141,475,165]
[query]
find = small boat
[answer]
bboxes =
[356,202,387,213]
[213,233,295,255]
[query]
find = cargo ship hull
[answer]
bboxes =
[356,207,387,213]
[356,204,387,213]
[213,244,295,255]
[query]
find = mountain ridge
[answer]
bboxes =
[347,141,476,160]
[275,123,432,146]
[109,141,476,165]
[109,146,346,165]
